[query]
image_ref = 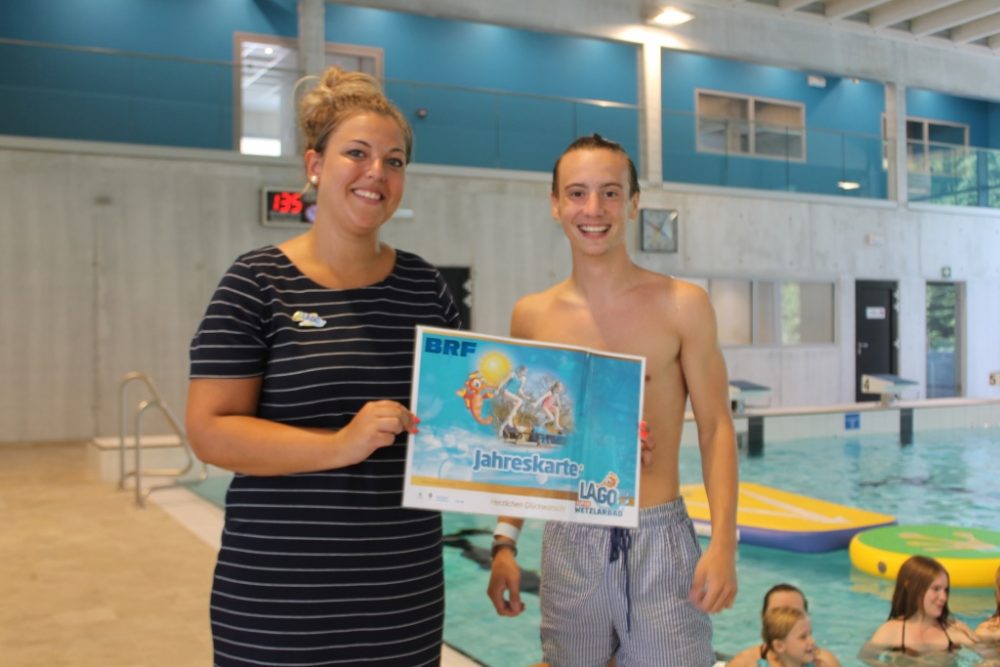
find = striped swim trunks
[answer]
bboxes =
[539,497,714,667]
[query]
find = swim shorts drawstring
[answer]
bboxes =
[609,527,633,633]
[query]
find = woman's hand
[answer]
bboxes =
[335,400,418,465]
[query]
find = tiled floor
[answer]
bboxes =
[0,441,480,666]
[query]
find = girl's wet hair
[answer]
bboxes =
[992,564,1000,619]
[298,66,412,161]
[761,606,807,652]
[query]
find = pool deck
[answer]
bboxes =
[0,441,481,667]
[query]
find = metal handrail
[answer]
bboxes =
[118,371,207,506]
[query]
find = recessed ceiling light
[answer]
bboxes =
[837,180,861,191]
[649,7,694,27]
[264,47,274,55]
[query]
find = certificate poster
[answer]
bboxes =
[403,325,645,527]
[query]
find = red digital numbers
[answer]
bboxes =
[271,191,303,215]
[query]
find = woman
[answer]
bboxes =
[186,67,461,666]
[975,565,1000,642]
[861,555,977,659]
[727,584,841,667]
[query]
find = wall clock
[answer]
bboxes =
[640,208,678,253]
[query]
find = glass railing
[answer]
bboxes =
[662,110,889,200]
[0,37,641,173]
[0,38,236,150]
[3,38,999,209]
[384,79,640,172]
[907,140,1000,207]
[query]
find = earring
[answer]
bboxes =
[310,175,319,185]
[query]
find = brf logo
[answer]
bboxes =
[424,336,477,357]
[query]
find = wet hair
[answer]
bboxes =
[992,564,1000,619]
[888,555,951,625]
[550,133,640,198]
[761,606,807,654]
[762,583,808,615]
[298,66,412,162]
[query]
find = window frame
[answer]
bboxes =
[233,32,385,156]
[695,89,806,162]
[705,276,837,348]
[883,113,969,174]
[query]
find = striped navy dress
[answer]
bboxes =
[189,245,461,667]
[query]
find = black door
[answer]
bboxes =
[438,266,472,330]
[855,280,897,401]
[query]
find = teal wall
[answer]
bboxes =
[0,1,639,168]
[661,50,887,198]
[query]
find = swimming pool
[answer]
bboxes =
[190,427,1000,666]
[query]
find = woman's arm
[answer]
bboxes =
[976,617,1000,642]
[185,377,416,475]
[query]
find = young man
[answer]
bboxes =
[486,134,739,666]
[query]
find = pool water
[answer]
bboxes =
[692,429,1000,665]
[189,428,1000,666]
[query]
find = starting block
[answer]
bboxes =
[861,374,919,406]
[729,379,771,414]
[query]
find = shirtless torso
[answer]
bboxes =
[511,270,705,508]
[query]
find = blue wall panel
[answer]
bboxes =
[325,5,638,170]
[0,0,297,59]
[0,1,639,167]
[907,88,999,148]
[661,49,887,198]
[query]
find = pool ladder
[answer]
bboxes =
[118,371,207,507]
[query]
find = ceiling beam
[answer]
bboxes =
[949,11,1000,43]
[911,0,1000,36]
[869,0,963,29]
[777,0,815,10]
[825,0,891,20]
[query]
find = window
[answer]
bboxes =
[897,116,968,174]
[910,118,969,177]
[236,34,383,157]
[708,278,835,346]
[696,90,805,160]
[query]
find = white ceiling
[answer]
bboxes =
[701,0,1000,57]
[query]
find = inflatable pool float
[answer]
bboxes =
[680,482,896,553]
[849,523,1000,588]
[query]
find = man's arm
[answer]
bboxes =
[678,285,738,613]
[486,296,540,616]
[486,516,526,616]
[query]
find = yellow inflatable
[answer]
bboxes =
[849,524,1000,588]
[680,482,895,553]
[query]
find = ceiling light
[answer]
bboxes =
[837,180,861,191]
[264,47,274,55]
[649,7,694,27]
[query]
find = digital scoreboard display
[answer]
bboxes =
[261,188,317,227]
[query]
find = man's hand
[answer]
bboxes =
[688,543,737,613]
[486,546,525,616]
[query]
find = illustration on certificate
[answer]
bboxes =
[403,326,645,527]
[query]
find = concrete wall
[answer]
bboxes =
[4,1,1000,442]
[3,136,1000,442]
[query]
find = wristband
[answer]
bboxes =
[493,521,521,542]
[491,538,518,559]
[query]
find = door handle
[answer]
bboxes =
[857,342,869,355]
